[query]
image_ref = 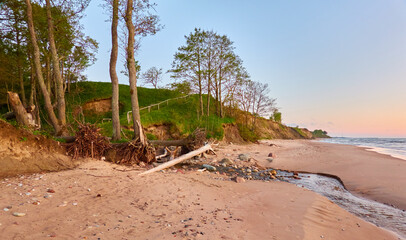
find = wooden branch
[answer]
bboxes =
[155,148,168,160]
[150,139,188,147]
[139,144,212,176]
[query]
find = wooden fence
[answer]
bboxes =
[126,95,190,124]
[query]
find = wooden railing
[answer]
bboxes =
[126,95,190,124]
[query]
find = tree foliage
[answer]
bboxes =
[141,66,162,88]
[171,29,277,128]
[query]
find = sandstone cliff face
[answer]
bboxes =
[231,113,314,140]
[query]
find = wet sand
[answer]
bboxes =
[263,140,406,211]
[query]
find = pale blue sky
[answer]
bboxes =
[82,0,406,137]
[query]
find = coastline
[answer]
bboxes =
[0,140,403,239]
[262,139,406,211]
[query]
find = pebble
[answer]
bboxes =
[238,154,249,161]
[12,212,26,217]
[58,201,68,207]
[268,153,276,158]
[72,202,78,206]
[3,208,10,212]
[202,164,216,171]
[219,158,233,166]
[266,158,274,163]
[246,169,252,173]
[231,176,245,183]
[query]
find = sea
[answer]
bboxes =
[317,137,406,161]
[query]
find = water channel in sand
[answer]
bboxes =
[215,166,406,239]
[275,170,406,239]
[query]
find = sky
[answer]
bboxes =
[82,0,406,138]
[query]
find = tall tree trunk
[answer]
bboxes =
[16,31,26,106]
[29,60,35,106]
[219,71,223,118]
[125,0,145,144]
[25,0,61,135]
[46,0,67,135]
[110,0,121,141]
[197,51,203,116]
[45,54,51,97]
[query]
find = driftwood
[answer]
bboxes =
[7,92,36,127]
[139,144,212,176]
[67,123,111,160]
[150,139,188,147]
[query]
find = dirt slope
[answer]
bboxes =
[0,120,78,178]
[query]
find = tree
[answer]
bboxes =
[25,0,62,135]
[45,0,68,135]
[109,0,121,140]
[141,67,162,89]
[124,0,161,141]
[171,30,243,117]
[171,28,205,116]
[251,82,276,128]
[271,110,282,123]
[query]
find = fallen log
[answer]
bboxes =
[150,139,188,147]
[139,144,212,176]
[7,92,35,128]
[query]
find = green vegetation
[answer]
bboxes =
[65,82,234,140]
[270,110,282,123]
[293,127,307,138]
[312,129,330,138]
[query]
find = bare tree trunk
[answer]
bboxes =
[16,32,26,106]
[219,73,223,118]
[109,0,121,141]
[7,92,34,127]
[25,0,61,135]
[125,0,145,144]
[46,0,67,135]
[45,54,51,96]
[29,63,35,106]
[197,53,204,116]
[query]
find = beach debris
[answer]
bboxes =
[202,164,216,171]
[114,138,155,165]
[12,212,26,217]
[72,202,78,206]
[268,153,276,158]
[219,158,233,167]
[270,170,277,176]
[58,201,68,207]
[3,207,11,212]
[47,189,55,193]
[266,158,274,162]
[139,144,213,176]
[67,123,111,160]
[231,176,246,183]
[238,154,249,161]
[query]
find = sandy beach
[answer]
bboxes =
[264,140,406,211]
[0,140,403,239]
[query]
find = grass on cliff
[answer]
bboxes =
[66,82,234,140]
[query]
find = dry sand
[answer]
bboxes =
[0,141,403,239]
